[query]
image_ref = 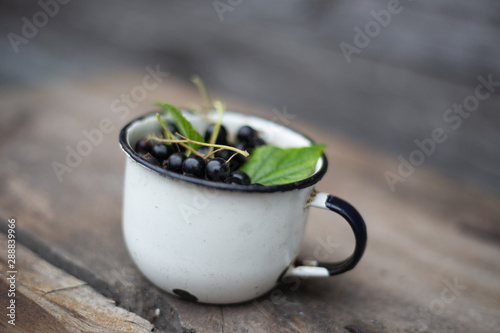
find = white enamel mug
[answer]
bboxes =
[119,111,367,304]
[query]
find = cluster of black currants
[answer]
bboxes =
[134,124,266,185]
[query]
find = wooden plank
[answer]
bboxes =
[0,234,153,333]
[0,74,499,332]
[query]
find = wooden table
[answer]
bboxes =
[1,73,499,332]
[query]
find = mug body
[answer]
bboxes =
[120,111,327,304]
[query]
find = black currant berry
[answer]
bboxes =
[231,170,251,185]
[225,160,239,174]
[235,141,250,151]
[237,125,257,143]
[206,158,230,182]
[166,153,186,173]
[168,124,180,136]
[141,152,160,167]
[135,139,152,155]
[215,150,243,170]
[182,155,206,178]
[235,141,251,158]
[205,124,228,145]
[197,146,210,156]
[224,177,244,185]
[151,143,171,162]
[250,136,266,148]
[215,149,232,160]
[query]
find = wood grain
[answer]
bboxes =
[0,73,499,332]
[0,234,153,333]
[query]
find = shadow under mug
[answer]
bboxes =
[119,110,367,304]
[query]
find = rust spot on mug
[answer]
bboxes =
[305,189,318,206]
[173,289,198,302]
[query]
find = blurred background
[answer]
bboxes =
[1,0,499,194]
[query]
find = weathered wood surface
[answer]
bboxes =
[0,234,153,333]
[1,0,500,193]
[0,73,499,332]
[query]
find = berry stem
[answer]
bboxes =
[156,113,174,140]
[156,113,194,156]
[207,100,225,156]
[148,135,205,158]
[191,75,212,113]
[149,134,249,158]
[205,147,225,158]
[176,133,249,157]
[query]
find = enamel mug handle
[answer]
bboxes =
[285,192,367,278]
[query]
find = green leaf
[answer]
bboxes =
[155,102,205,150]
[240,144,326,186]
